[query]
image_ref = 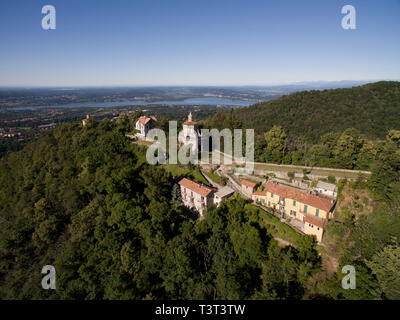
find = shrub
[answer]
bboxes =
[337,179,347,194]
[327,175,336,183]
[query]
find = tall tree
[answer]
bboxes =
[365,243,400,300]
[263,126,287,163]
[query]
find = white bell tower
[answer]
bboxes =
[178,112,202,156]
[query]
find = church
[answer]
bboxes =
[178,112,202,155]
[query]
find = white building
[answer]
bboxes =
[315,181,338,199]
[178,178,215,216]
[214,186,235,207]
[135,116,157,137]
[178,112,202,155]
[82,114,90,126]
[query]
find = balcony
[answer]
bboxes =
[302,211,327,225]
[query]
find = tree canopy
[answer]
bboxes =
[0,119,320,299]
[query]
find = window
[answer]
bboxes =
[304,205,308,213]
[261,199,265,205]
[293,200,296,206]
[317,227,320,230]
[309,223,313,228]
[271,193,274,198]
[268,201,271,206]
[290,210,296,216]
[316,209,319,217]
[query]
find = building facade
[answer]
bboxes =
[178,178,215,216]
[315,181,338,199]
[214,186,235,207]
[135,116,157,137]
[240,179,257,198]
[82,114,90,126]
[252,182,335,242]
[178,112,202,155]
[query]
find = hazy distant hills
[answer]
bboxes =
[234,81,400,143]
[0,80,379,109]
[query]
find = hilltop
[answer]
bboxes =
[234,81,400,143]
[201,82,400,171]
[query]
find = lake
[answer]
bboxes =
[9,97,256,110]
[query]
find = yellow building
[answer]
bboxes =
[252,182,335,242]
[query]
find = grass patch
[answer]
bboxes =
[205,169,227,186]
[162,164,209,185]
[246,204,309,247]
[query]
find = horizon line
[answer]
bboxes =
[1,79,400,89]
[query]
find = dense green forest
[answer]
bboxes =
[199,82,400,299]
[233,81,400,143]
[201,82,400,171]
[0,83,399,299]
[0,119,326,299]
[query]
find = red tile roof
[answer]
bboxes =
[252,191,265,196]
[261,182,335,212]
[178,178,213,197]
[240,179,257,188]
[305,215,327,229]
[183,121,198,125]
[138,116,156,125]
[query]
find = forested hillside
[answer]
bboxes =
[234,81,400,143]
[0,108,399,300]
[201,82,400,171]
[0,118,323,299]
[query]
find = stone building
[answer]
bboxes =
[178,178,215,216]
[240,179,258,198]
[315,181,338,199]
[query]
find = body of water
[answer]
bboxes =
[8,97,255,110]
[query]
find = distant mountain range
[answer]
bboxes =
[0,80,389,109]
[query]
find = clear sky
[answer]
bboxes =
[0,0,399,86]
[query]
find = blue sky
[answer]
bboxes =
[0,0,399,86]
